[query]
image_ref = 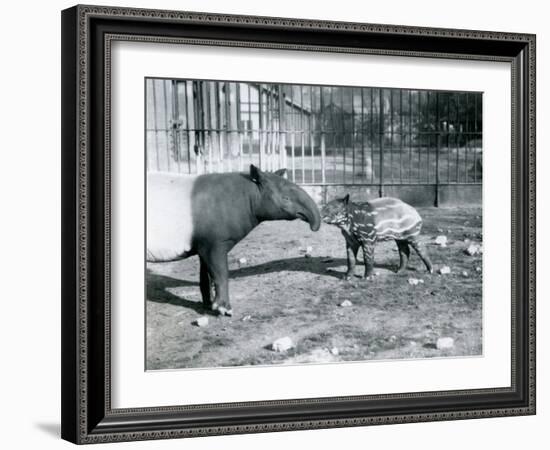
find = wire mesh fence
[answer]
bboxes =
[146,78,482,188]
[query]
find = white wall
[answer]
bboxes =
[0,0,545,448]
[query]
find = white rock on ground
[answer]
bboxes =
[330,347,339,356]
[436,337,455,350]
[462,271,469,277]
[434,235,448,247]
[192,316,209,327]
[305,246,313,253]
[339,300,353,307]
[465,244,480,256]
[271,337,294,352]
[439,266,451,275]
[408,278,424,286]
[238,257,247,266]
[476,266,482,273]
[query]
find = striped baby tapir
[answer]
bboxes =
[321,195,433,279]
[147,165,321,316]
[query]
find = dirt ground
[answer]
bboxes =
[146,206,482,370]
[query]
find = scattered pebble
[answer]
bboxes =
[192,316,209,327]
[330,347,339,356]
[439,266,451,275]
[305,246,313,253]
[241,315,252,322]
[436,337,455,350]
[434,235,448,247]
[476,266,482,273]
[408,277,424,286]
[271,337,294,352]
[238,257,247,266]
[339,300,353,307]
[462,271,469,277]
[465,244,480,256]
[437,228,444,233]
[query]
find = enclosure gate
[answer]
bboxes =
[146,79,482,204]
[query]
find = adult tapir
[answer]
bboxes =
[147,165,321,316]
[321,195,433,279]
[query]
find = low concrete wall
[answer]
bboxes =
[301,184,481,207]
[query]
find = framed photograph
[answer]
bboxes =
[61,4,536,444]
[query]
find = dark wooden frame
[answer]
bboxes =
[61,4,536,444]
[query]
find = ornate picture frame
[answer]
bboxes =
[61,4,535,444]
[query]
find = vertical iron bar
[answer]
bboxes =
[473,93,478,182]
[162,80,171,171]
[205,82,212,173]
[151,79,160,171]
[426,91,429,183]
[330,87,335,183]
[341,87,346,184]
[360,88,365,182]
[320,86,326,184]
[435,92,440,207]
[171,80,181,172]
[300,85,305,183]
[409,90,412,182]
[418,90,421,183]
[399,89,405,184]
[390,89,393,185]
[351,87,356,183]
[248,83,253,166]
[378,88,384,197]
[310,85,315,183]
[182,80,191,173]
[279,85,286,173]
[289,85,295,181]
[369,87,380,184]
[258,84,264,170]
[456,93,464,183]
[236,83,243,171]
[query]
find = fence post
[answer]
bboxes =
[378,88,384,198]
[320,87,326,184]
[435,92,440,207]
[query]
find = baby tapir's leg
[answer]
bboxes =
[361,240,376,278]
[408,238,433,273]
[396,240,410,273]
[345,240,360,280]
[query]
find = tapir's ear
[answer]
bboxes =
[343,194,350,204]
[250,164,262,184]
[274,168,287,177]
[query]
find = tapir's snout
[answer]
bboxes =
[295,189,321,232]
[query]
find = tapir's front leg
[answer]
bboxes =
[345,240,359,280]
[201,245,232,316]
[199,256,214,311]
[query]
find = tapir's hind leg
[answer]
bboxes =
[361,240,376,278]
[396,240,410,273]
[409,238,433,273]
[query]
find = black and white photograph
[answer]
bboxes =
[145,78,483,371]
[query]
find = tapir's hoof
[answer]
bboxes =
[212,302,233,317]
[218,307,233,317]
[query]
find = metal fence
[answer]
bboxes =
[146,78,482,190]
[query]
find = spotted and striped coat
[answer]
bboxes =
[321,195,433,279]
